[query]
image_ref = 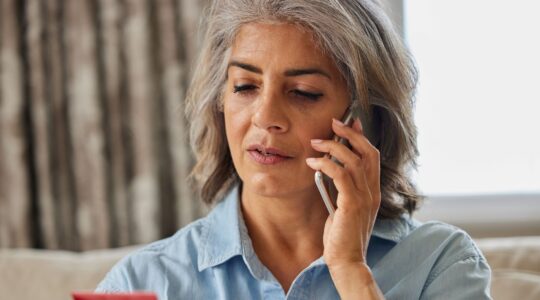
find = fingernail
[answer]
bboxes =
[354,118,363,132]
[311,139,323,144]
[305,158,316,164]
[333,118,345,127]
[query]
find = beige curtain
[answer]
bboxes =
[0,0,209,251]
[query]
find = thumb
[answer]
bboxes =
[323,215,333,246]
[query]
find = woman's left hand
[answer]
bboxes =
[306,117,383,298]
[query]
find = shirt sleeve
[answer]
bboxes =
[95,265,129,293]
[94,253,139,293]
[420,254,492,299]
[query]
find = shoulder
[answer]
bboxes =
[374,218,491,298]
[408,220,491,296]
[96,217,210,293]
[410,220,485,260]
[376,216,486,266]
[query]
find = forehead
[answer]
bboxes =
[230,22,339,74]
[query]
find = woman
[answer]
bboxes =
[97,0,491,299]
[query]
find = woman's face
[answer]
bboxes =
[223,22,349,198]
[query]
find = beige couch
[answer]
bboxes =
[476,236,540,299]
[1,237,539,300]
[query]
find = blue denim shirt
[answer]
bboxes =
[96,185,492,299]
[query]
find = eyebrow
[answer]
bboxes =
[227,60,332,80]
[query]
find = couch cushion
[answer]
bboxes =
[476,236,540,273]
[475,236,540,300]
[0,246,139,300]
[491,269,540,300]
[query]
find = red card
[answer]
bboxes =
[72,292,158,300]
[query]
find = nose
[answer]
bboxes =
[251,89,290,133]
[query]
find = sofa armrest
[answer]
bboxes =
[475,236,540,273]
[476,236,540,300]
[0,246,139,300]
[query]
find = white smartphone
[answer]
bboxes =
[314,104,373,215]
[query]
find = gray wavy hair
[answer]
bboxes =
[185,0,422,218]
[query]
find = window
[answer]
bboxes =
[405,0,540,196]
[400,0,540,237]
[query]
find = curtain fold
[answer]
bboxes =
[0,0,208,251]
[1,0,32,248]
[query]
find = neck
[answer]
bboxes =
[240,184,328,259]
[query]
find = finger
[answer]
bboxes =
[352,118,363,133]
[310,139,366,191]
[323,215,333,247]
[333,118,377,158]
[332,118,380,185]
[306,157,379,214]
[305,156,357,198]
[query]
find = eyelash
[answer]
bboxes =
[232,84,323,101]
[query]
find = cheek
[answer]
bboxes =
[313,119,334,139]
[224,101,251,157]
[300,123,334,157]
[224,114,239,152]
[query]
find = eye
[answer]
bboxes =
[233,84,257,94]
[292,89,323,101]
[232,85,323,101]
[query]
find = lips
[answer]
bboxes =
[247,144,292,158]
[247,144,293,165]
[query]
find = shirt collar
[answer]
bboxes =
[197,184,416,271]
[372,214,417,243]
[198,185,245,271]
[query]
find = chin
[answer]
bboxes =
[243,172,313,198]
